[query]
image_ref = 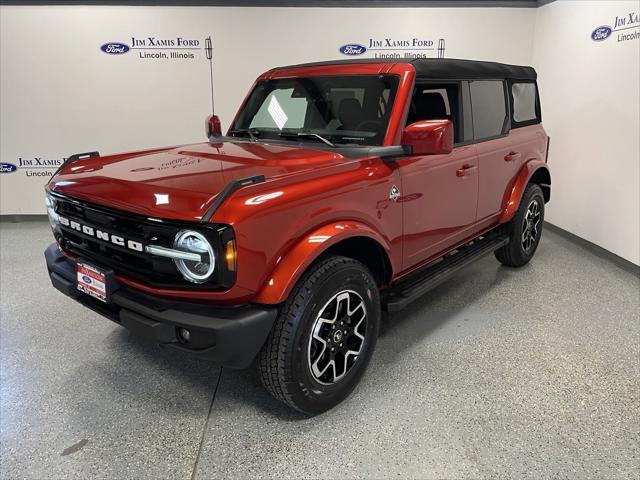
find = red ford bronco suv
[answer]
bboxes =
[45,58,550,414]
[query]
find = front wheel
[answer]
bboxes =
[258,255,381,415]
[495,183,545,267]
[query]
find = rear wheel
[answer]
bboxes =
[495,183,545,267]
[258,255,380,415]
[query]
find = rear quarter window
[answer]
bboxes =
[512,83,537,122]
[510,81,541,128]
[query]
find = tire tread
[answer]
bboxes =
[494,182,544,267]
[258,255,365,411]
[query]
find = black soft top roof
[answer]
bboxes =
[274,58,537,81]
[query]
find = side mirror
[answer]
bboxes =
[402,119,453,155]
[205,114,222,138]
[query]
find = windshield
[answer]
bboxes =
[231,75,400,146]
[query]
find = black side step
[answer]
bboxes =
[383,235,509,312]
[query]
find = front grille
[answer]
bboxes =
[50,192,228,290]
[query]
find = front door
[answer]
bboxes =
[397,82,479,271]
[396,145,478,270]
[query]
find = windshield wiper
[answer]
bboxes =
[229,128,259,141]
[279,131,336,148]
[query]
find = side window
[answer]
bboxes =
[406,82,462,143]
[421,88,451,115]
[511,82,538,124]
[469,80,508,140]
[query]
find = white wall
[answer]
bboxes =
[0,5,535,215]
[532,0,640,265]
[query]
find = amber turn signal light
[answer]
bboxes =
[225,239,237,271]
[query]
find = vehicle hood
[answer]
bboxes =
[48,141,346,221]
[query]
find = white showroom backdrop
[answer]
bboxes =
[0,1,638,265]
[533,1,639,266]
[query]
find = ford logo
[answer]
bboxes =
[0,162,17,174]
[339,44,367,56]
[82,275,92,284]
[591,26,612,41]
[100,42,130,54]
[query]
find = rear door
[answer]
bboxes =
[469,80,524,232]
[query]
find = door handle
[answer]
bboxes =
[456,164,476,177]
[504,151,521,162]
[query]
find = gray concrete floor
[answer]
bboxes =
[1,221,638,479]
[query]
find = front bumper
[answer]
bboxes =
[45,243,277,369]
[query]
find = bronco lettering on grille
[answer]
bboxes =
[58,216,144,252]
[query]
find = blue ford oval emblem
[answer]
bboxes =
[591,26,612,41]
[82,275,92,284]
[0,162,17,174]
[339,44,367,56]
[100,42,130,54]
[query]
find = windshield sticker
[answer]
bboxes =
[267,96,288,130]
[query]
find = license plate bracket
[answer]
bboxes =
[76,261,115,303]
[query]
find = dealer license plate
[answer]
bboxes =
[77,262,108,303]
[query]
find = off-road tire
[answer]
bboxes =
[258,255,381,415]
[495,183,545,267]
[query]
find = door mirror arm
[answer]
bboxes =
[379,145,412,164]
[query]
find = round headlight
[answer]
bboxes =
[45,195,59,229]
[173,230,215,283]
